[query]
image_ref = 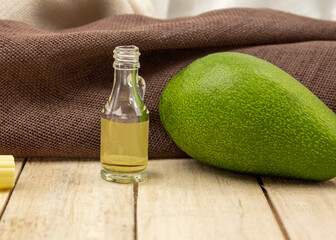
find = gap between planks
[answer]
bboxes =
[257,177,290,240]
[133,183,138,240]
[0,158,26,220]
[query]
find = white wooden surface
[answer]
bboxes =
[0,159,134,240]
[137,159,284,240]
[0,158,335,239]
[263,177,336,240]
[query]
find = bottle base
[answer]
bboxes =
[100,169,147,184]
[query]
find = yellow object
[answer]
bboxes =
[0,155,15,189]
[100,118,149,173]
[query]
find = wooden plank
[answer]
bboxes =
[263,177,336,240]
[0,158,24,216]
[0,159,134,240]
[137,159,284,240]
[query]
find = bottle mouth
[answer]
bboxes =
[113,45,140,64]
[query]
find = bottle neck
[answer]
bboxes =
[113,45,140,86]
[102,45,147,121]
[113,68,138,87]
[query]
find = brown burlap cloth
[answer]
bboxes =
[0,8,335,158]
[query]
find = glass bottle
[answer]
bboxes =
[100,45,149,184]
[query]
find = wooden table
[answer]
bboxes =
[0,158,335,239]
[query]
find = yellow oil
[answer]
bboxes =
[100,118,149,174]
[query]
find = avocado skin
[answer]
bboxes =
[159,52,336,181]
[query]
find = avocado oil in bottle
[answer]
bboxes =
[100,45,149,184]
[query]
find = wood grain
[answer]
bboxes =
[0,158,24,216]
[0,159,134,240]
[137,159,284,240]
[263,177,336,240]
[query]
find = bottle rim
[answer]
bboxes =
[113,45,140,62]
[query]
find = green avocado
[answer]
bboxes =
[159,52,336,181]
